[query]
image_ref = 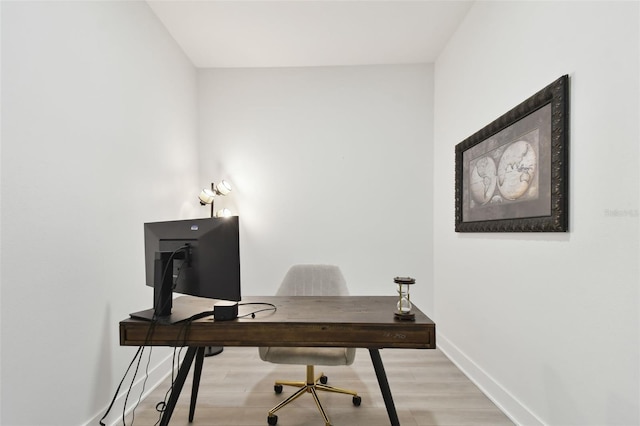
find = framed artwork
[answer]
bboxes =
[455,75,569,232]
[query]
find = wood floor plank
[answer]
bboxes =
[124,347,514,425]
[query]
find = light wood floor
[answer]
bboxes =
[125,346,514,426]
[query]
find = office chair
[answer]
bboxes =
[259,264,361,426]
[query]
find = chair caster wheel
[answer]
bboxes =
[320,375,328,384]
[353,395,362,406]
[274,384,283,394]
[268,414,278,425]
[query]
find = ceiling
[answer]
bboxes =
[146,1,474,68]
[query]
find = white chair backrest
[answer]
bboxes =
[276,265,349,296]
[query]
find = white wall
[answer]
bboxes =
[5,2,636,425]
[1,2,199,425]
[434,2,639,425]
[198,65,435,313]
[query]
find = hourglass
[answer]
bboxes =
[394,276,415,321]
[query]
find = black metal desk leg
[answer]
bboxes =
[159,346,198,426]
[369,348,400,426]
[189,347,205,422]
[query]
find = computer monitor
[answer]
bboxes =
[130,216,240,323]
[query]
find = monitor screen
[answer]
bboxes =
[131,216,240,323]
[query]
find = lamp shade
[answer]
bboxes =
[215,180,232,196]
[214,208,232,218]
[199,188,216,205]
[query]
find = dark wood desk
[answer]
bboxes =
[120,296,436,425]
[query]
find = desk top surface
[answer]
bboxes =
[120,296,436,349]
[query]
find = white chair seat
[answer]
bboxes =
[259,346,355,366]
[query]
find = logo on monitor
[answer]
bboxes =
[190,225,199,231]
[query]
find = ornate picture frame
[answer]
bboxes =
[455,75,569,232]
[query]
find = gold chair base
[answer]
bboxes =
[267,365,360,426]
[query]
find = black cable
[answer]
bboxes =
[106,241,261,425]
[153,244,190,320]
[171,247,191,293]
[100,245,188,425]
[146,303,275,422]
[127,244,191,423]
[237,307,277,319]
[236,302,277,319]
[152,316,195,425]
[152,345,184,422]
[121,345,148,425]
[130,345,154,424]
[238,302,277,308]
[99,346,143,426]
[153,348,184,426]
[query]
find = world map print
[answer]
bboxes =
[468,133,539,209]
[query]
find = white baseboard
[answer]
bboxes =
[437,333,545,426]
[84,349,178,426]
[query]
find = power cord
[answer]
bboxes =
[100,245,191,425]
[236,302,277,319]
[101,294,276,424]
[151,317,196,425]
[98,346,142,426]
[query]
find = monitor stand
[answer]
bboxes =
[130,307,223,355]
[130,250,198,324]
[129,304,204,324]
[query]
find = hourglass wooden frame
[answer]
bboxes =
[394,276,415,321]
